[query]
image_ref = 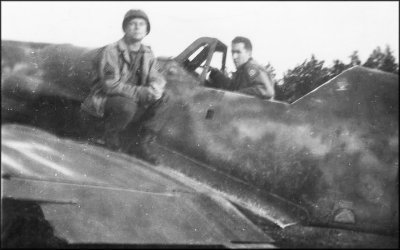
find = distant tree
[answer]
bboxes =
[273,45,399,103]
[329,59,350,78]
[277,55,330,103]
[363,45,398,74]
[274,81,284,101]
[379,46,398,74]
[363,46,385,69]
[349,51,361,67]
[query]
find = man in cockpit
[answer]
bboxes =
[207,36,275,99]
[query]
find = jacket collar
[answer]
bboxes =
[117,38,151,64]
[237,57,253,71]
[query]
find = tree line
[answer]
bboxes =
[266,45,398,103]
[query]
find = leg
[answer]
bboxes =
[79,109,104,142]
[139,93,170,134]
[103,96,138,150]
[129,94,169,164]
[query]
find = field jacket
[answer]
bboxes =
[81,38,166,117]
[209,58,275,99]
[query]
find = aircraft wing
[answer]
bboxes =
[1,124,274,248]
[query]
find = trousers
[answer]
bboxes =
[103,95,166,150]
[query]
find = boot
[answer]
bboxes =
[104,130,122,151]
[130,132,160,165]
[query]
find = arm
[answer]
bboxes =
[208,69,233,90]
[238,67,275,99]
[145,57,166,101]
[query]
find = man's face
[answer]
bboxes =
[124,18,147,41]
[231,42,251,68]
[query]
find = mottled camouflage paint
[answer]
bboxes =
[155,62,398,233]
[1,40,398,235]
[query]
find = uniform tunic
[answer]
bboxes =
[209,58,275,99]
[81,38,166,117]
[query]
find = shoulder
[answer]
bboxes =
[105,40,120,51]
[142,44,153,52]
[102,40,120,58]
[244,60,264,79]
[142,44,155,58]
[246,59,265,71]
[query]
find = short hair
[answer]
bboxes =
[232,36,252,51]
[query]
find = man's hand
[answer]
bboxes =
[207,67,222,80]
[208,66,220,73]
[137,86,163,106]
[148,85,163,100]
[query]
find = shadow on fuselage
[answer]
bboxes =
[1,198,68,248]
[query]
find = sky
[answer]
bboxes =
[1,1,399,78]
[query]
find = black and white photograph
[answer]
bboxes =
[1,1,399,248]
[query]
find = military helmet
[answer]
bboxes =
[122,9,151,34]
